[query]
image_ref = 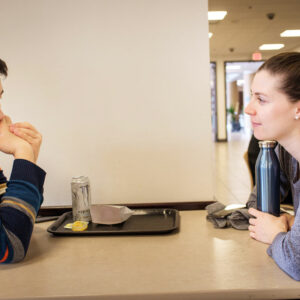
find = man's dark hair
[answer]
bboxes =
[258,52,300,102]
[0,58,8,77]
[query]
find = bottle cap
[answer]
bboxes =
[258,140,277,148]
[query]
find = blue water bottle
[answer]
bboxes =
[255,140,280,216]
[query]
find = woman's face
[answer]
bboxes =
[245,70,298,142]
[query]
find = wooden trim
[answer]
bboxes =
[37,201,215,216]
[125,201,215,210]
[38,206,72,217]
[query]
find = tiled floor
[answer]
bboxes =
[212,132,253,206]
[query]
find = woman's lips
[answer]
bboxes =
[251,121,261,127]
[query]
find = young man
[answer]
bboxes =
[0,58,46,263]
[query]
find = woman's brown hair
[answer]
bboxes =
[258,52,300,102]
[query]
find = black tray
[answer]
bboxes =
[47,209,180,235]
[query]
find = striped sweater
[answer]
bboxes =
[0,159,46,263]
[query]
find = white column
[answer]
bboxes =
[216,59,227,141]
[243,72,255,137]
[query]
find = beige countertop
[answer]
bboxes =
[1,210,300,300]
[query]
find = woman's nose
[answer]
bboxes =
[244,101,255,116]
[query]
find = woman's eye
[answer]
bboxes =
[257,96,266,103]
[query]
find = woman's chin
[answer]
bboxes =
[253,131,276,141]
[253,130,268,141]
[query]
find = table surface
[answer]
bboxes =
[1,210,300,300]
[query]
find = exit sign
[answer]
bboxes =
[252,52,262,60]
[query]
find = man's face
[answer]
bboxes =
[0,80,4,120]
[0,80,3,99]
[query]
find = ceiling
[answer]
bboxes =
[208,0,300,60]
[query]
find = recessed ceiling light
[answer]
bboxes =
[259,44,284,50]
[209,32,213,38]
[280,30,300,37]
[208,11,227,21]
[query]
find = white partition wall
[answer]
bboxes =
[0,0,213,206]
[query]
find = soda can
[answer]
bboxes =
[71,176,91,221]
[255,140,280,216]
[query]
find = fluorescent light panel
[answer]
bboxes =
[280,30,300,37]
[208,11,227,21]
[259,44,284,50]
[226,65,241,70]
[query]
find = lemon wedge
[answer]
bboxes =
[71,221,89,231]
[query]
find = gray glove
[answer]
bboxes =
[206,202,251,230]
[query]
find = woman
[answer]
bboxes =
[245,52,300,280]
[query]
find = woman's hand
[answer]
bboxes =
[248,208,289,244]
[9,122,42,163]
[282,213,295,230]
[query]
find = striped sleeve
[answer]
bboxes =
[0,159,46,263]
[0,168,7,195]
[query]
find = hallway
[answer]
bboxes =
[213,133,252,205]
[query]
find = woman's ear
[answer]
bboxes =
[294,107,300,120]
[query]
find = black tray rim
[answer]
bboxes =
[47,208,180,236]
